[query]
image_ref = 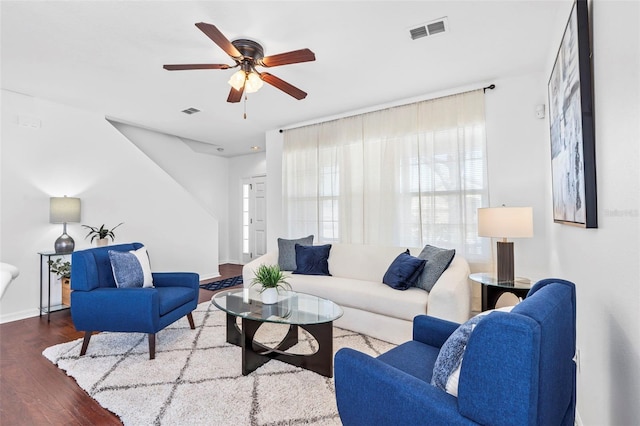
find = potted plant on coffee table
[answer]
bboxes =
[250,264,291,304]
[82,222,123,247]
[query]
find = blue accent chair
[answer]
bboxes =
[335,279,576,425]
[70,242,199,360]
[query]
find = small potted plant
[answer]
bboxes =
[250,264,291,304]
[47,258,71,306]
[82,223,123,247]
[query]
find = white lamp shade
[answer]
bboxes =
[50,196,81,224]
[478,206,533,238]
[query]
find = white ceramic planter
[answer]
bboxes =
[96,238,109,247]
[261,287,278,304]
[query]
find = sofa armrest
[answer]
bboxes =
[242,251,279,288]
[71,288,159,333]
[427,255,472,323]
[335,348,476,426]
[413,315,460,347]
[152,272,199,290]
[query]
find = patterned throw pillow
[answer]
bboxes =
[431,306,514,396]
[108,247,154,289]
[415,245,456,292]
[277,235,314,271]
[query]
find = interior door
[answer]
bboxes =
[241,175,267,263]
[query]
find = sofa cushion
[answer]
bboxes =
[415,245,456,292]
[108,248,154,289]
[277,235,314,271]
[283,274,429,322]
[431,306,514,396]
[293,244,332,276]
[383,250,427,290]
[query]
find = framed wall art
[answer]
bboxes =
[548,0,597,228]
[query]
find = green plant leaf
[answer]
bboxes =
[250,264,290,292]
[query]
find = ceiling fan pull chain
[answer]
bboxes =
[244,95,248,119]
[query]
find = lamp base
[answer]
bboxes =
[496,241,514,283]
[54,233,75,254]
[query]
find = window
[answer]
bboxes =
[283,90,489,261]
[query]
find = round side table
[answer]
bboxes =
[469,273,532,311]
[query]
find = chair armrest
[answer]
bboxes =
[71,288,159,333]
[335,348,476,426]
[242,251,279,288]
[152,272,199,289]
[413,315,460,347]
[458,313,540,425]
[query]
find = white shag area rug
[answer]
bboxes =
[43,301,396,425]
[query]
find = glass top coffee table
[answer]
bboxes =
[212,289,343,377]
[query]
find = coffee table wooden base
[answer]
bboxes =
[225,313,334,377]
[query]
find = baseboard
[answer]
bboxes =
[199,273,221,282]
[0,308,40,324]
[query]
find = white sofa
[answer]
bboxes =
[243,243,471,345]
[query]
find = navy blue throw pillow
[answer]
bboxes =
[293,244,332,276]
[382,250,427,290]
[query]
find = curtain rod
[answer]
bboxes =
[279,83,497,133]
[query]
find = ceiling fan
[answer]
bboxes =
[163,22,316,103]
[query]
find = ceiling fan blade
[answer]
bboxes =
[195,22,242,59]
[258,49,316,67]
[227,84,245,103]
[260,73,307,100]
[163,64,230,70]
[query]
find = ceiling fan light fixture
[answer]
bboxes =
[245,72,264,93]
[228,70,246,90]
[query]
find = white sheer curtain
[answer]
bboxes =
[283,89,489,261]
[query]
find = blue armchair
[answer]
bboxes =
[70,242,199,360]
[335,279,576,425]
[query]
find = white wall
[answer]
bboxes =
[266,129,284,253]
[484,73,551,281]
[226,152,267,264]
[109,121,230,262]
[545,1,640,424]
[0,90,219,322]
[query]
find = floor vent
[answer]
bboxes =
[409,17,449,40]
[181,107,200,115]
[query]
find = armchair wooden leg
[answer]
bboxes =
[187,312,195,330]
[80,331,92,356]
[148,333,156,360]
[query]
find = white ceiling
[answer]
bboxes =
[1,1,566,157]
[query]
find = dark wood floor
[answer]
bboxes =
[0,264,243,425]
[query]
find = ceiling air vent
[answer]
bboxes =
[409,26,428,40]
[409,17,449,40]
[181,107,200,115]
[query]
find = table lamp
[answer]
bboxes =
[478,206,533,283]
[50,196,81,253]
